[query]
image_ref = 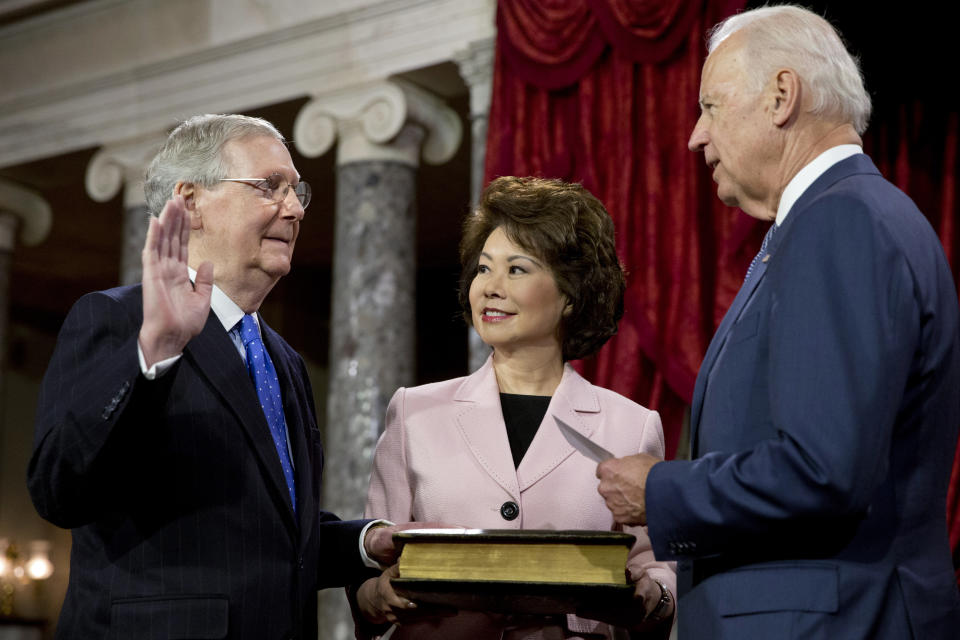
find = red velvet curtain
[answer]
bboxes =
[486,0,747,459]
[485,0,960,585]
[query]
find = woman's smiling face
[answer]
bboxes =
[468,226,568,354]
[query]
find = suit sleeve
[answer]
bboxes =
[364,387,414,521]
[647,195,919,560]
[27,290,174,528]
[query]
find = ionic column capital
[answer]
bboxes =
[293,78,462,167]
[85,133,168,207]
[0,179,52,248]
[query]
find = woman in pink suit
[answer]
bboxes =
[362,177,676,639]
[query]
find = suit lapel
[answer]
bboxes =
[690,260,768,455]
[185,312,297,532]
[453,358,521,501]
[517,365,600,491]
[453,360,603,495]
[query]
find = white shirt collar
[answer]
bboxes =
[776,144,862,225]
[187,267,258,333]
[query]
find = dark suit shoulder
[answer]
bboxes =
[100,282,142,303]
[69,284,143,325]
[797,169,948,282]
[49,285,144,355]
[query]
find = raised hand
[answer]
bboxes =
[138,195,214,367]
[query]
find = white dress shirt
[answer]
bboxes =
[776,144,863,226]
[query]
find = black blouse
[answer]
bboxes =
[499,393,552,468]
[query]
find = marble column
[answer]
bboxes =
[454,38,496,372]
[0,179,52,410]
[85,135,166,285]
[294,79,462,639]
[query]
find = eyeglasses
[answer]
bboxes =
[219,173,312,209]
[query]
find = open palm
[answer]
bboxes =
[138,195,213,367]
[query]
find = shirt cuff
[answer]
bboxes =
[138,342,181,379]
[359,519,395,570]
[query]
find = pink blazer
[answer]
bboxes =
[365,356,676,640]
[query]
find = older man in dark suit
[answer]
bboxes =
[596,5,960,639]
[28,114,406,639]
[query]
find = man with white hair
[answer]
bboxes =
[596,5,960,638]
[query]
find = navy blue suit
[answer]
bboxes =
[647,155,960,638]
[28,285,374,639]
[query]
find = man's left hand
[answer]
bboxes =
[596,453,660,526]
[363,521,455,566]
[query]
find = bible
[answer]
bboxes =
[391,528,636,615]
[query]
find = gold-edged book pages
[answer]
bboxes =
[394,528,635,585]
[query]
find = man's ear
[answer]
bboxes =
[174,182,203,229]
[771,68,801,127]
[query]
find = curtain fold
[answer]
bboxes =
[496,1,607,90]
[589,0,702,62]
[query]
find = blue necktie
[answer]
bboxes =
[744,223,778,282]
[238,314,296,512]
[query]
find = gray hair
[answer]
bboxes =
[144,114,285,215]
[708,4,871,135]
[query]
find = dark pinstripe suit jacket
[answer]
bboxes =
[28,284,374,640]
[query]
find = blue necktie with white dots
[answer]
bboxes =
[744,223,778,282]
[239,314,296,513]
